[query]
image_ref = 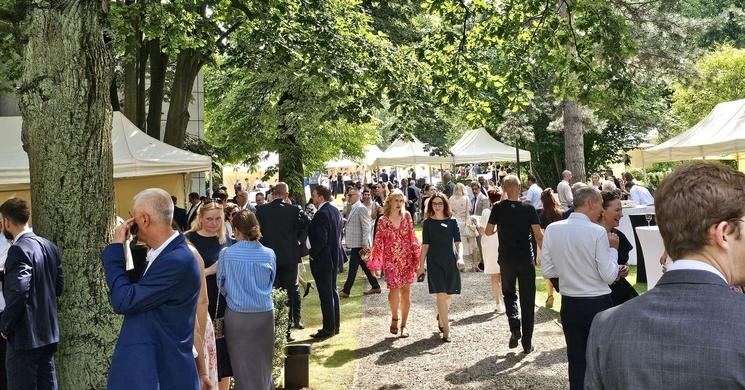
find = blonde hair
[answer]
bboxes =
[383,191,406,217]
[453,183,467,197]
[189,201,227,244]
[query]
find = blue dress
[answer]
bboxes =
[423,218,462,294]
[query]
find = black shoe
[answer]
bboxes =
[334,328,340,335]
[303,282,314,298]
[523,345,535,354]
[286,334,295,342]
[310,329,334,339]
[509,329,522,349]
[293,320,305,330]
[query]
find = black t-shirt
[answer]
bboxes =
[488,200,540,263]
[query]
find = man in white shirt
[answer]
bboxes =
[625,181,654,205]
[541,186,626,390]
[523,175,543,211]
[585,162,745,390]
[556,170,573,210]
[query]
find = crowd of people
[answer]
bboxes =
[7,159,745,390]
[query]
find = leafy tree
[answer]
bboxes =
[671,44,745,130]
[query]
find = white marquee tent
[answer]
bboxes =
[450,128,531,163]
[0,112,211,213]
[374,136,451,167]
[643,99,745,164]
[325,145,383,169]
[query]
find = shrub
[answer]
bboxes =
[273,289,289,387]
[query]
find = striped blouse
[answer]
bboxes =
[217,240,276,313]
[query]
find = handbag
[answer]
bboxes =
[213,287,224,339]
[212,287,233,378]
[461,220,478,238]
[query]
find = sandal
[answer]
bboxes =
[471,264,481,272]
[437,313,444,333]
[399,325,410,338]
[545,295,554,309]
[441,326,451,342]
[390,318,399,335]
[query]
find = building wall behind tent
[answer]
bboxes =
[0,173,190,222]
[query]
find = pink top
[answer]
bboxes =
[368,212,421,289]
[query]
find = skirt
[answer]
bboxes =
[225,308,275,390]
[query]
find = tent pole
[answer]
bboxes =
[515,137,521,178]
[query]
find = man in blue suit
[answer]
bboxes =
[308,185,343,339]
[0,198,63,390]
[102,188,201,390]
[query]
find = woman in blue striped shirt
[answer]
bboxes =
[217,210,276,390]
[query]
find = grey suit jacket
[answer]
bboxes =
[344,202,371,249]
[585,269,745,390]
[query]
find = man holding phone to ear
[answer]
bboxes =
[101,188,201,390]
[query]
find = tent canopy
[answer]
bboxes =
[374,136,451,166]
[0,111,211,186]
[450,128,531,163]
[643,99,745,164]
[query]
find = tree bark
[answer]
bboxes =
[561,98,585,183]
[122,1,141,125]
[17,1,119,388]
[163,48,202,148]
[275,91,307,205]
[146,38,168,139]
[136,35,148,129]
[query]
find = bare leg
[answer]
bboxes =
[437,293,450,335]
[545,279,555,308]
[388,288,400,333]
[491,273,504,312]
[399,284,412,327]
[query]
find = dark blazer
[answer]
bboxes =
[173,206,188,231]
[586,269,745,389]
[1,232,63,350]
[185,201,201,227]
[256,199,310,265]
[308,203,344,272]
[102,234,201,390]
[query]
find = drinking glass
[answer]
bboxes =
[645,213,653,226]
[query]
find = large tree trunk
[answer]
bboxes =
[17,2,119,388]
[146,38,168,139]
[278,132,306,205]
[163,48,202,148]
[136,36,148,129]
[558,0,586,183]
[562,98,585,183]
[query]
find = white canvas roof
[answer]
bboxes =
[450,128,531,163]
[643,99,745,163]
[374,136,452,166]
[326,145,383,168]
[0,111,211,185]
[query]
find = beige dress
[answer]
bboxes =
[449,195,477,256]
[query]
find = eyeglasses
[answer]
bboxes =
[431,202,444,206]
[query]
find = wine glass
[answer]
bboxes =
[645,213,653,226]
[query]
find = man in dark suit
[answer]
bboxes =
[0,198,63,390]
[308,185,343,339]
[102,189,201,390]
[171,195,187,231]
[256,182,310,341]
[185,192,201,229]
[586,162,745,390]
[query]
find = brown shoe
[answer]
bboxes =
[363,288,382,295]
[339,291,350,298]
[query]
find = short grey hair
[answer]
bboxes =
[574,186,601,209]
[601,180,617,192]
[237,190,249,198]
[273,182,289,196]
[502,175,520,189]
[133,188,174,225]
[571,182,587,195]
[562,170,572,179]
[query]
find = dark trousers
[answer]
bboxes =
[274,263,301,333]
[7,343,57,390]
[561,294,613,390]
[310,260,340,332]
[341,248,380,294]
[501,261,536,349]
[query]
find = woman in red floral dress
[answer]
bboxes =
[368,191,421,338]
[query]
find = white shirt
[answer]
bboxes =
[143,231,180,276]
[0,236,11,311]
[557,180,573,209]
[541,212,619,297]
[667,259,727,283]
[525,183,543,210]
[629,184,654,206]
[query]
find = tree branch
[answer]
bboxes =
[215,21,244,47]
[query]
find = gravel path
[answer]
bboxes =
[351,272,569,389]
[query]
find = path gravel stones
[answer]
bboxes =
[351,272,569,389]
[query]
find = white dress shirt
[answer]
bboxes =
[525,183,543,210]
[0,236,11,311]
[667,259,727,283]
[629,184,654,206]
[557,180,573,209]
[143,231,180,276]
[541,212,619,297]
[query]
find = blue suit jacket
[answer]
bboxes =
[102,234,200,390]
[308,203,344,272]
[0,232,63,350]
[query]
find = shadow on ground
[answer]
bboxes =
[444,346,567,386]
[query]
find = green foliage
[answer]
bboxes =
[671,44,745,129]
[272,289,288,387]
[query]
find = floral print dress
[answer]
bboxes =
[368,212,421,289]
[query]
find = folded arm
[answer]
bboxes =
[0,247,32,334]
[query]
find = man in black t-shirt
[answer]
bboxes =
[484,175,544,354]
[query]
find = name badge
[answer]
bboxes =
[440,223,448,228]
